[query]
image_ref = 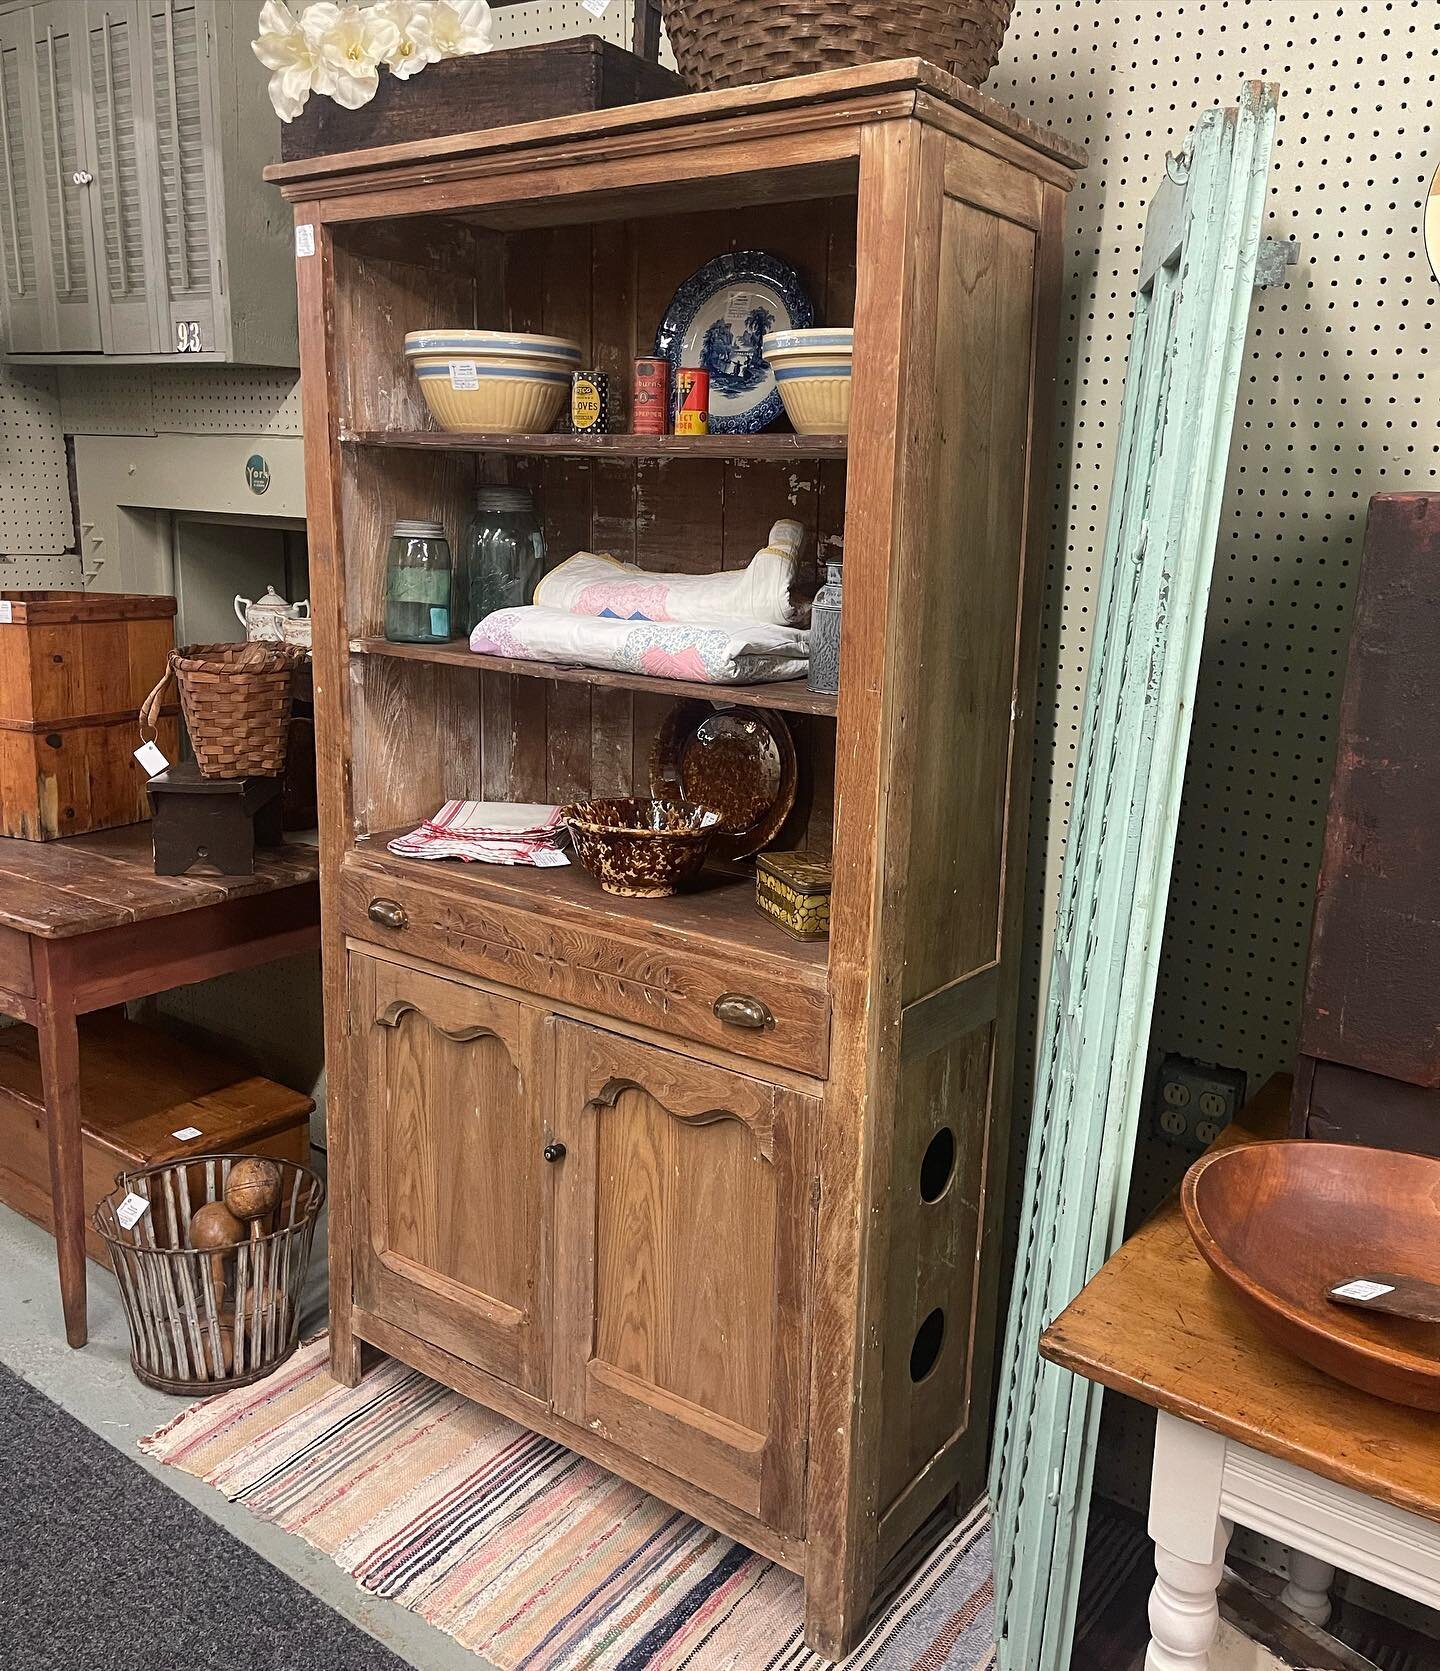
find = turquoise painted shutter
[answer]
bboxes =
[990,82,1281,1671]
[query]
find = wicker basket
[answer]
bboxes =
[658,0,1014,91]
[140,642,303,779]
[93,1153,325,1395]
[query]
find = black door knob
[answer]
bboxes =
[543,1141,566,1163]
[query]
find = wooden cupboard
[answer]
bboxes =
[272,61,1083,1655]
[0,0,295,362]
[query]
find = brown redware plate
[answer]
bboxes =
[649,702,796,861]
[1181,1140,1440,1410]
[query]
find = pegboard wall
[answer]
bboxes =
[0,361,77,580]
[987,0,1436,1523]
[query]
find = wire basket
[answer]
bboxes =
[93,1154,325,1395]
[139,643,304,780]
[658,0,1015,92]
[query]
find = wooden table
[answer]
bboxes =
[0,824,320,1348]
[1041,1076,1440,1670]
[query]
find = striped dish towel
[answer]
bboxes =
[387,800,570,867]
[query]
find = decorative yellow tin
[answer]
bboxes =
[755,849,832,940]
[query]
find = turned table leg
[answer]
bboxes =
[1280,1548,1335,1626]
[1147,1412,1231,1670]
[37,993,87,1349]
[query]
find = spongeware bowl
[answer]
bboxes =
[771,360,852,435]
[404,329,583,369]
[562,797,722,898]
[410,357,571,433]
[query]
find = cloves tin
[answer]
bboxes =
[632,356,669,435]
[674,367,709,435]
[570,369,611,435]
[755,849,832,941]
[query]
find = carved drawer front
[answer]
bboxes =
[549,1020,817,1536]
[339,862,829,1077]
[349,952,551,1397]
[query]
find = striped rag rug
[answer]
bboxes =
[142,1338,995,1670]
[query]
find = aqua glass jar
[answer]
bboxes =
[384,520,452,644]
[459,487,545,637]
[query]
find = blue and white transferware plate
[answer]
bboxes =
[653,251,814,434]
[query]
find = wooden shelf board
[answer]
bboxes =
[342,430,847,459]
[350,636,838,718]
[355,834,829,978]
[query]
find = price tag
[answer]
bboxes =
[295,223,315,258]
[0,601,11,623]
[134,739,169,776]
[581,0,613,14]
[171,1125,203,1142]
[1330,1278,1395,1302]
[449,359,479,390]
[116,1192,151,1231]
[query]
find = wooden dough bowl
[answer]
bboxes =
[1182,1140,1440,1411]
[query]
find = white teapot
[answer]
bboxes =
[234,584,292,642]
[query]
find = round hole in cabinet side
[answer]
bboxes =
[919,1127,957,1202]
[909,1308,945,1384]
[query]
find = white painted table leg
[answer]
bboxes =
[1146,1412,1232,1671]
[1280,1548,1335,1627]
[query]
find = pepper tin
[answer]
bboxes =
[674,367,710,435]
[755,849,832,940]
[632,356,669,435]
[570,369,611,434]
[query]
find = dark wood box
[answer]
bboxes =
[280,38,685,163]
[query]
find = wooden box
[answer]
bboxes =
[0,592,179,842]
[279,39,685,163]
[0,1012,313,1268]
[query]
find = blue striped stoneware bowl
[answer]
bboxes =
[405,329,582,433]
[765,329,852,435]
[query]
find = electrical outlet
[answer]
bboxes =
[1152,1054,1247,1150]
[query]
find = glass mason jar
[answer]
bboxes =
[459,487,546,637]
[808,559,844,695]
[384,520,453,644]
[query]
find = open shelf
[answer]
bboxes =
[343,430,848,459]
[354,832,829,976]
[351,635,838,718]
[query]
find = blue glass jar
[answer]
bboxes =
[384,520,452,645]
[459,488,545,637]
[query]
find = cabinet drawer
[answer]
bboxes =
[339,862,829,1077]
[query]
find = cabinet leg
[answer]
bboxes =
[38,1000,87,1349]
[803,1578,870,1662]
[329,1311,363,1388]
[1146,1412,1231,1671]
[1280,1548,1334,1627]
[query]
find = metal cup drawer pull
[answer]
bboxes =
[367,897,407,930]
[713,993,774,1030]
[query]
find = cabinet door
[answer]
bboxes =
[84,1,162,353]
[0,12,48,349]
[143,0,219,354]
[551,1022,816,1534]
[351,954,551,1399]
[31,1,102,350]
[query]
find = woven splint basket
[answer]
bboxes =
[140,642,303,779]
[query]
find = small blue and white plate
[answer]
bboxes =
[653,251,814,434]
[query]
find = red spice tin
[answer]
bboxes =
[632,357,669,435]
[674,367,709,435]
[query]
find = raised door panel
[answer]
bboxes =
[551,1021,815,1535]
[85,0,162,353]
[0,15,48,349]
[351,952,550,1398]
[31,1,102,350]
[143,0,219,354]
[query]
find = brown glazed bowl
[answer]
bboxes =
[562,797,721,897]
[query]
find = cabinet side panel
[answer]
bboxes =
[898,197,1037,1004]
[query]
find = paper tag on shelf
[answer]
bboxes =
[0,602,11,623]
[295,224,315,258]
[581,0,613,15]
[1330,1278,1395,1302]
[171,1126,203,1142]
[116,1192,151,1231]
[134,739,169,776]
[449,359,479,390]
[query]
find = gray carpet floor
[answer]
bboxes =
[0,1361,411,1671]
